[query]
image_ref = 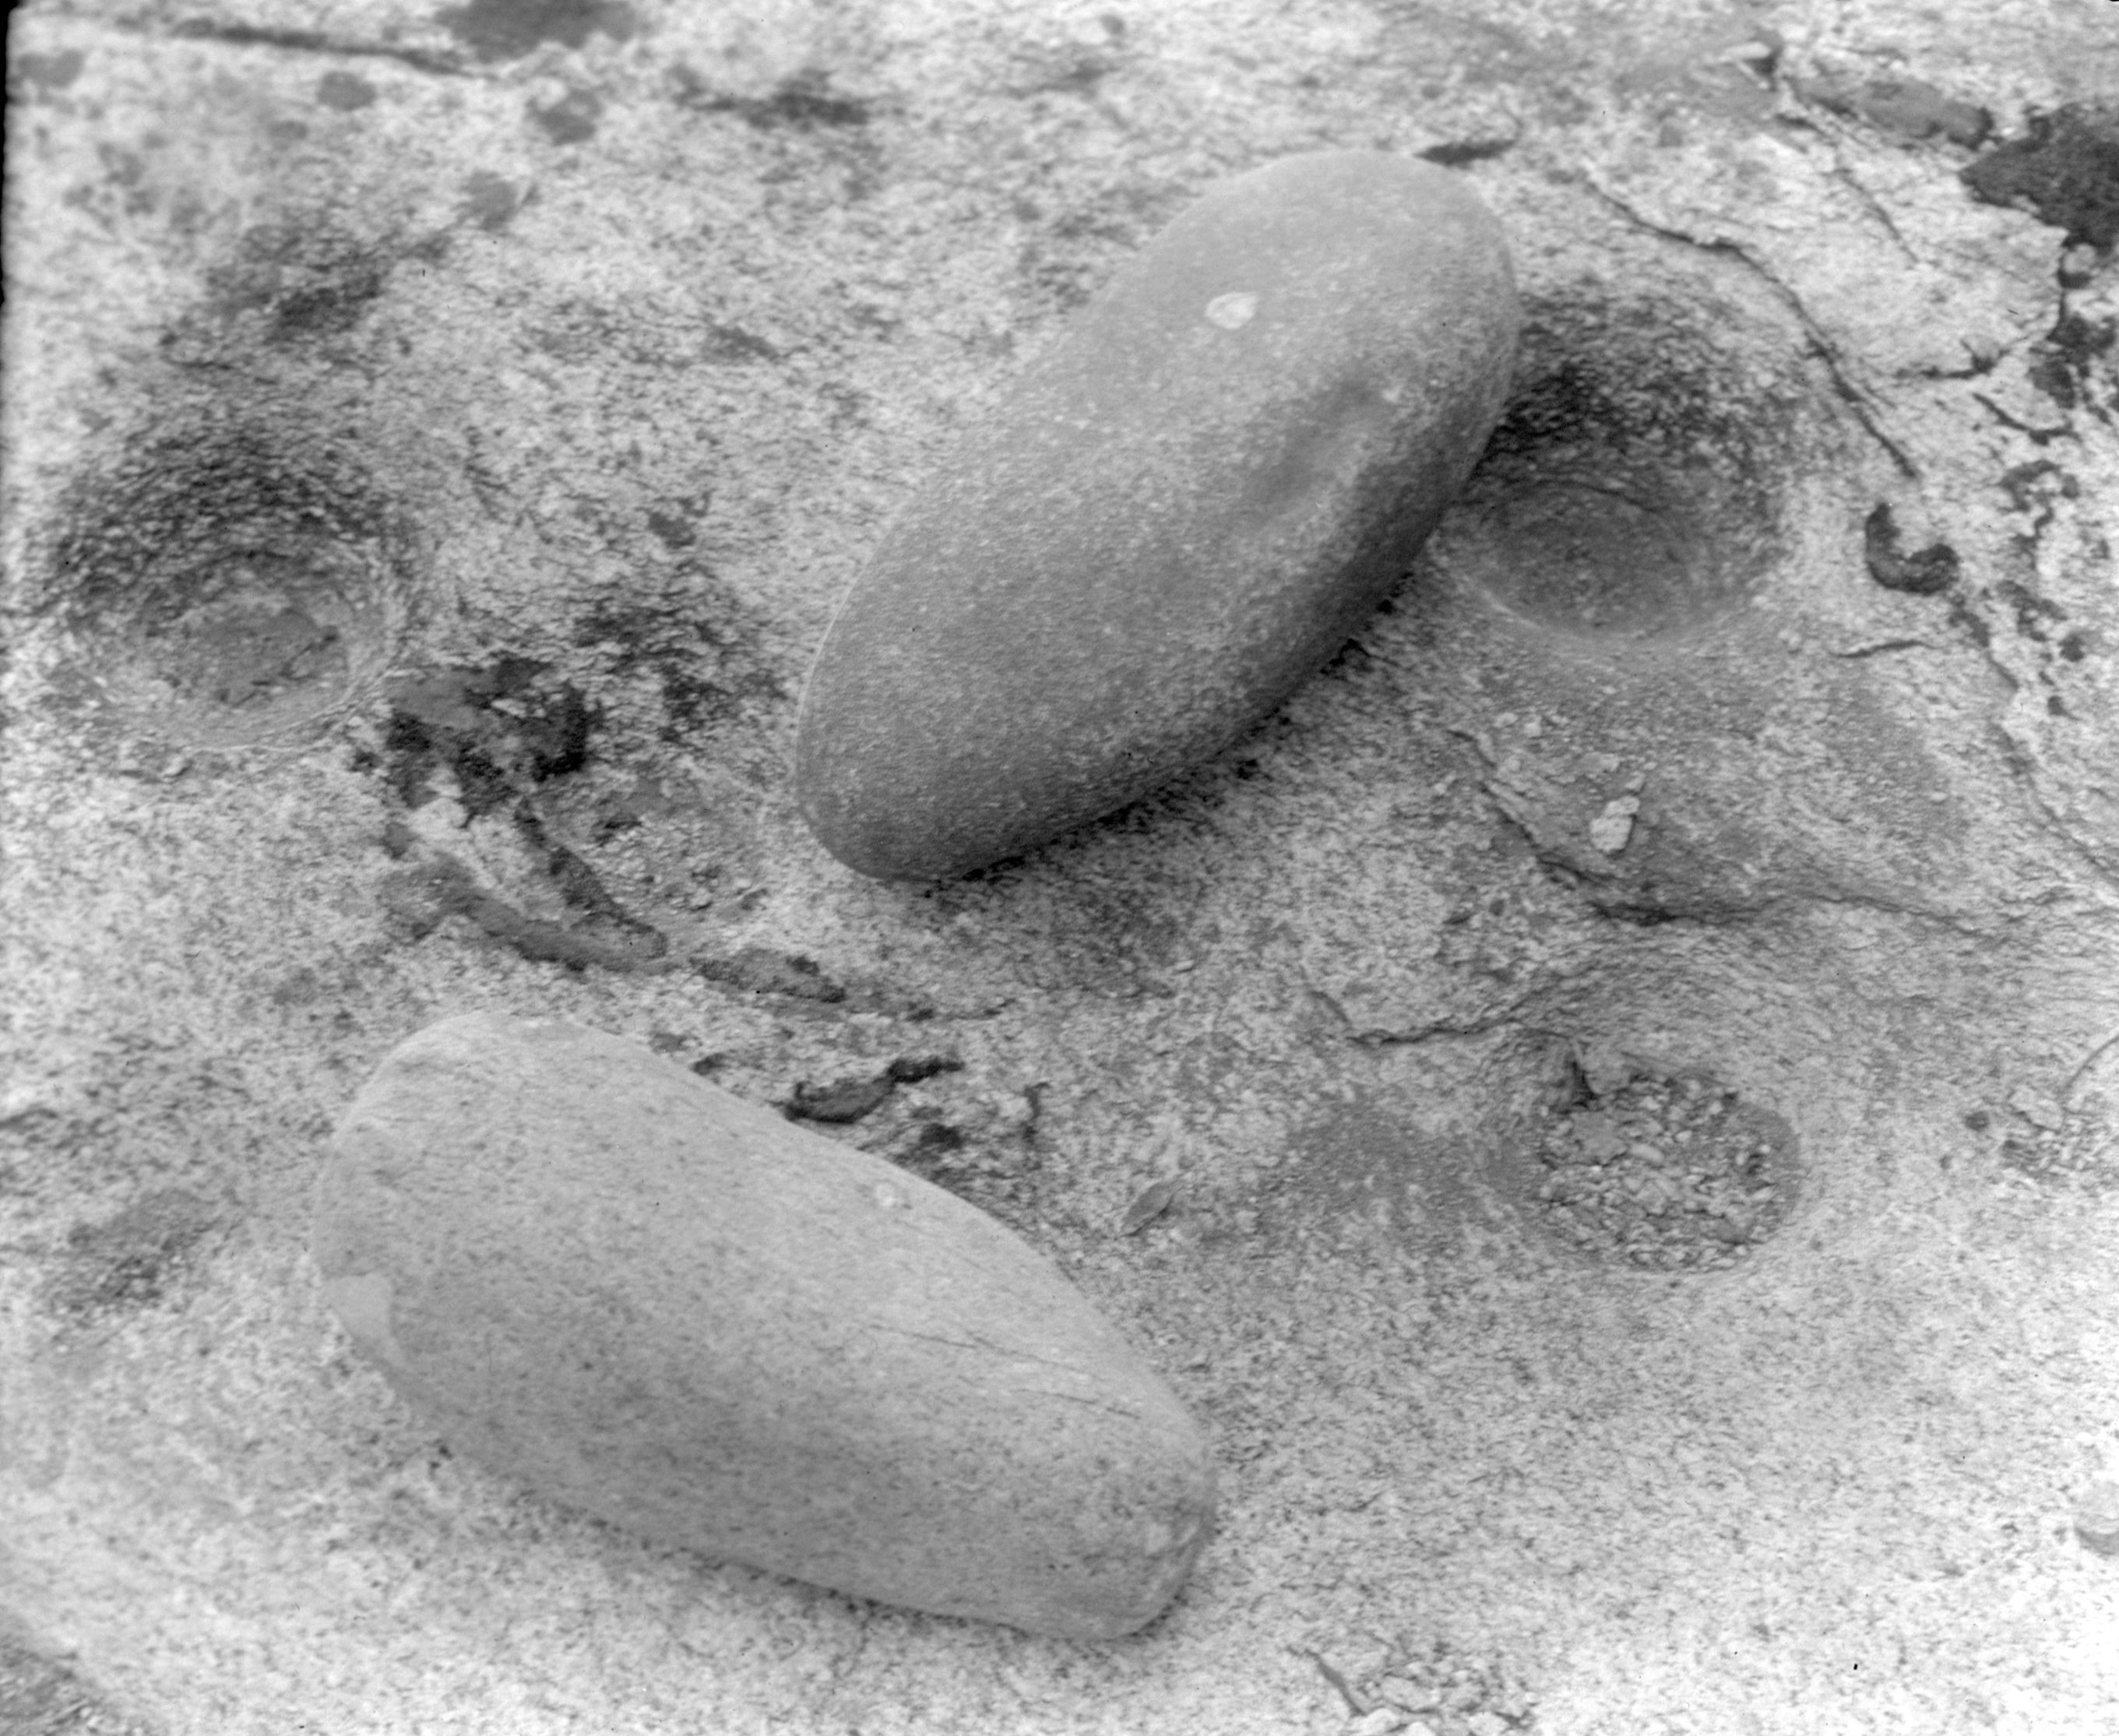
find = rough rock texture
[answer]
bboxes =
[315,1012,1216,1639]
[5,2,2119,1734]
[794,151,1518,880]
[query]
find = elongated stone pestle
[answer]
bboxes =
[796,150,1520,879]
[312,1012,1216,1639]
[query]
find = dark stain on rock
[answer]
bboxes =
[1999,459,2078,519]
[436,0,635,62]
[1863,502,1960,595]
[47,1190,222,1320]
[1418,137,1515,167]
[532,87,603,146]
[787,1075,896,1123]
[676,66,872,129]
[645,507,698,548]
[13,48,86,93]
[887,1054,964,1085]
[783,1051,965,1123]
[376,657,593,815]
[170,18,462,74]
[703,325,782,364]
[1793,74,1991,147]
[195,223,431,344]
[381,848,667,970]
[570,586,784,743]
[1963,107,2119,249]
[316,70,378,111]
[885,1118,1036,1225]
[698,947,846,1002]
[530,298,778,368]
[2028,308,2117,412]
[1994,577,2068,643]
[458,171,524,232]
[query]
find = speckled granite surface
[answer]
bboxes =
[5,2,2117,1731]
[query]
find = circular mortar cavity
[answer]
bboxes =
[42,423,414,751]
[1427,291,1794,642]
[1512,1048,1802,1272]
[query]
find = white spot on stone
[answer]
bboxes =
[1204,291,1258,330]
[1589,795,1641,855]
[324,1273,408,1366]
[871,1181,909,1212]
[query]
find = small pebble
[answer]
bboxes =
[1381,1678,1442,1713]
[2075,1480,2119,1556]
[796,150,1519,880]
[312,1012,1216,1639]
[1589,795,1640,855]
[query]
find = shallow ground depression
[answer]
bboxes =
[4,2,2118,1734]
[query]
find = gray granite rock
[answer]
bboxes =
[795,150,1519,880]
[312,1012,1216,1639]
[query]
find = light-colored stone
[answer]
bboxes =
[312,1012,1216,1639]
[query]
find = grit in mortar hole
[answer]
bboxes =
[1316,1633,1539,1731]
[1425,291,1793,643]
[1522,1053,1799,1271]
[39,419,414,752]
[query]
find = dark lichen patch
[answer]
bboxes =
[46,1190,223,1321]
[1993,577,2070,644]
[883,1119,1038,1225]
[569,587,784,743]
[1963,107,2119,249]
[13,48,87,93]
[457,171,523,232]
[1998,457,2078,520]
[887,1053,965,1085]
[675,67,872,130]
[531,89,603,146]
[378,846,668,971]
[1417,136,1515,167]
[197,224,412,344]
[378,658,594,816]
[436,0,635,63]
[1864,502,1960,595]
[315,71,378,111]
[698,947,846,1003]
[782,1051,966,1123]
[645,507,699,548]
[2028,309,2117,412]
[786,1075,896,1123]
